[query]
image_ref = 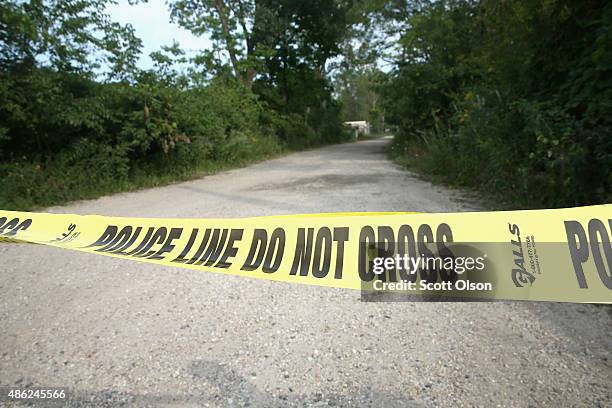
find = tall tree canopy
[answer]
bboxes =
[377,0,612,207]
[0,0,142,79]
[168,0,352,89]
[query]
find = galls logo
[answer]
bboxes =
[509,223,535,287]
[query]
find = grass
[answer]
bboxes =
[388,141,516,211]
[0,146,290,212]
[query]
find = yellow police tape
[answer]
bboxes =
[0,205,610,303]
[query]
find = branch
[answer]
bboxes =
[213,0,245,85]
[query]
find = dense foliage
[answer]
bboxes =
[0,0,350,210]
[2,0,608,210]
[381,0,611,207]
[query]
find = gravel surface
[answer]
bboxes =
[1,138,610,407]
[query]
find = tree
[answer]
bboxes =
[169,0,352,89]
[169,0,261,88]
[0,0,142,80]
[377,0,612,206]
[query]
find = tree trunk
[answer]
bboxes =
[214,0,253,88]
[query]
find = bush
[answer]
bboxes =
[384,0,612,208]
[0,70,290,210]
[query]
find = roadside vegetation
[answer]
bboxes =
[2,0,609,211]
[0,0,351,210]
[374,0,611,208]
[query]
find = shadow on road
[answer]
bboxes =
[32,359,429,407]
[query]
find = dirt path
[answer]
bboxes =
[1,138,610,407]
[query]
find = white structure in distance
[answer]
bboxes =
[343,121,370,139]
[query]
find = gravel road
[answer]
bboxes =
[1,138,610,407]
